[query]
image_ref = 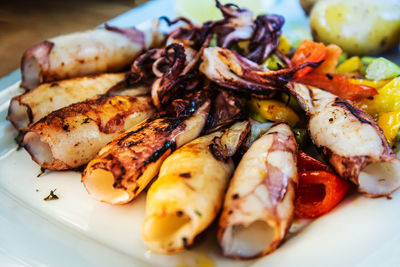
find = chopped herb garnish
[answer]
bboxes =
[195,210,202,217]
[37,167,46,177]
[82,118,90,124]
[44,189,59,201]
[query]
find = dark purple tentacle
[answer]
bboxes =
[246,15,285,64]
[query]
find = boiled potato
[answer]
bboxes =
[310,0,400,55]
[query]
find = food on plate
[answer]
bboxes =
[289,82,400,197]
[82,91,210,204]
[23,95,154,170]
[7,0,400,261]
[295,151,350,218]
[365,57,400,81]
[20,22,165,90]
[248,98,300,126]
[378,111,400,147]
[356,77,400,119]
[7,73,126,131]
[199,47,317,98]
[218,123,297,259]
[143,121,249,253]
[309,0,400,55]
[150,43,204,109]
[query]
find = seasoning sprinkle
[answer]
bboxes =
[44,189,59,201]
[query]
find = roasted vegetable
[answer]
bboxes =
[249,99,300,126]
[365,57,400,81]
[291,39,326,79]
[336,56,362,74]
[295,170,350,218]
[295,151,349,218]
[309,0,400,55]
[356,77,400,119]
[313,44,342,74]
[297,150,331,172]
[378,111,400,147]
[348,78,390,90]
[297,73,377,100]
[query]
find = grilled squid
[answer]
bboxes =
[218,123,298,259]
[7,73,127,131]
[21,22,164,90]
[212,0,255,48]
[200,47,316,98]
[289,82,400,197]
[22,95,154,170]
[143,121,249,254]
[82,93,210,204]
[151,42,207,109]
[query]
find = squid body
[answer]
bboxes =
[218,123,298,259]
[142,121,249,253]
[7,73,125,131]
[23,95,154,170]
[21,23,164,90]
[82,95,210,204]
[289,82,400,197]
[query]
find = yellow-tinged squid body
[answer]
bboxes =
[143,121,249,254]
[7,73,125,131]
[82,96,210,205]
[23,95,154,170]
[218,123,298,259]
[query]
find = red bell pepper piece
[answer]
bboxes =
[297,150,331,172]
[312,44,342,74]
[291,39,327,79]
[295,171,350,218]
[295,151,350,218]
[297,73,378,101]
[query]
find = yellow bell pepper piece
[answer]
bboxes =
[249,112,267,122]
[280,92,303,112]
[249,98,300,126]
[278,36,290,55]
[239,36,290,56]
[238,40,250,54]
[377,111,400,146]
[348,78,390,89]
[336,56,363,74]
[356,77,400,119]
[262,55,285,70]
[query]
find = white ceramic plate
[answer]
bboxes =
[1,0,400,266]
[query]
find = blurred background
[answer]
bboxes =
[0,0,148,77]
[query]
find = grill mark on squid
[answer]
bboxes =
[32,95,149,135]
[95,116,189,189]
[332,98,371,125]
